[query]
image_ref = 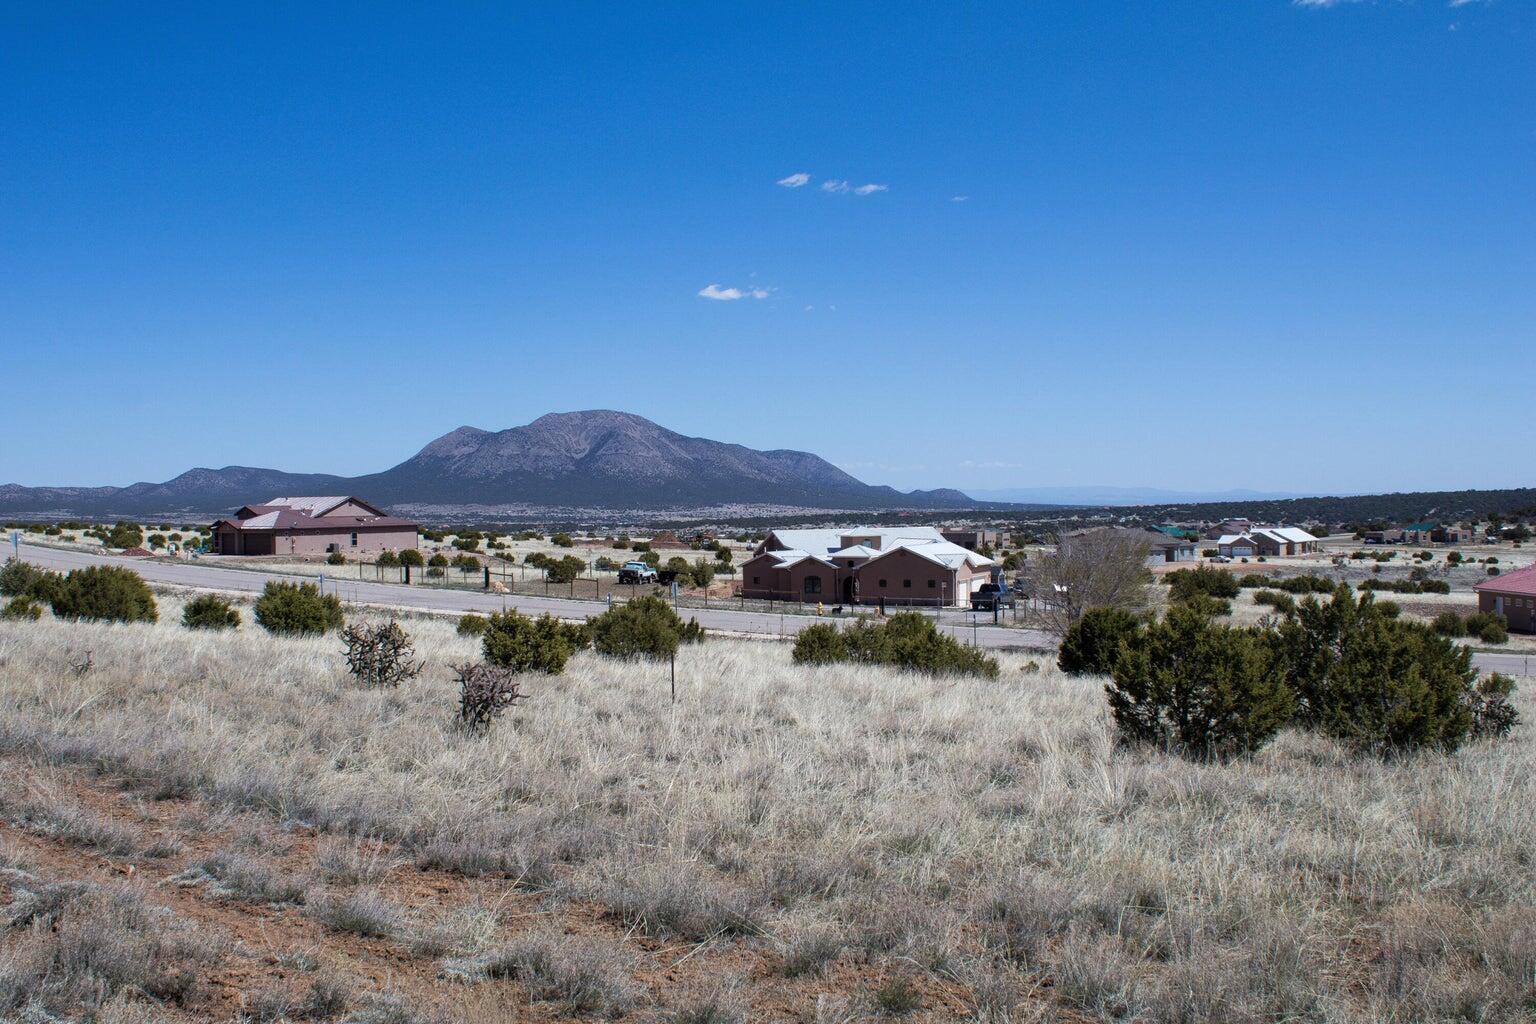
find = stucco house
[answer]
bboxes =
[210,496,418,557]
[1217,526,1318,558]
[1475,565,1536,634]
[741,526,996,606]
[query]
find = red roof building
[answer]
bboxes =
[1475,564,1536,634]
[209,496,418,558]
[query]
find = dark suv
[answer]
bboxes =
[970,582,1016,611]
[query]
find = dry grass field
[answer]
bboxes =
[1,594,1534,1022]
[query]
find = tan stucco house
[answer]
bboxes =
[741,526,997,607]
[210,496,418,557]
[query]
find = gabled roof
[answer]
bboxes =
[266,496,385,517]
[830,544,880,559]
[1217,534,1256,546]
[1257,526,1317,544]
[1476,564,1536,597]
[863,538,995,571]
[762,527,947,557]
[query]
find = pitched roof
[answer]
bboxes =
[265,496,388,517]
[863,538,996,570]
[1255,527,1317,544]
[1476,564,1536,597]
[763,527,947,556]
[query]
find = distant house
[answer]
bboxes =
[940,529,1004,552]
[1475,565,1536,634]
[742,526,996,606]
[210,497,418,557]
[1217,527,1318,558]
[1062,526,1196,567]
[1202,519,1253,540]
[1363,529,1405,545]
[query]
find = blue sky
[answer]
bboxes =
[2,2,1532,497]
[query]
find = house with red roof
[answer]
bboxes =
[1475,564,1536,634]
[209,497,418,557]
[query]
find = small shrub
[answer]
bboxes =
[341,621,423,688]
[376,549,400,567]
[799,612,998,679]
[456,613,489,637]
[1167,566,1240,600]
[253,581,342,636]
[551,532,574,548]
[482,610,575,674]
[1,596,43,621]
[306,889,403,938]
[1253,590,1296,615]
[543,555,586,584]
[479,929,638,1016]
[1431,610,1466,637]
[428,553,449,568]
[326,551,346,565]
[451,553,480,571]
[1175,592,1231,618]
[181,594,240,631]
[398,548,424,567]
[1465,611,1508,644]
[50,566,157,623]
[870,975,922,1016]
[1,558,60,600]
[104,521,143,549]
[453,662,529,730]
[792,623,848,665]
[1468,673,1520,739]
[1058,607,1142,675]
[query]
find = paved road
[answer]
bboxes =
[11,543,1056,652]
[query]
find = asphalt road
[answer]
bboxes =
[11,543,1057,652]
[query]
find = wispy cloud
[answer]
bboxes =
[821,179,850,193]
[950,195,969,202]
[776,172,811,187]
[698,283,770,301]
[853,183,888,195]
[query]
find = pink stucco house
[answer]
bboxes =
[741,526,997,607]
[209,496,418,557]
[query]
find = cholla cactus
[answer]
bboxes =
[341,621,423,688]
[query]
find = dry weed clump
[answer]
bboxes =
[0,608,1533,1021]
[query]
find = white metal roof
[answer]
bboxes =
[238,511,281,529]
[265,496,349,515]
[829,544,880,559]
[764,527,946,557]
[865,538,996,570]
[1217,534,1255,546]
[1258,526,1317,544]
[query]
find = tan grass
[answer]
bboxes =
[0,611,1533,1021]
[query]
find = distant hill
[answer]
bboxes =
[0,411,979,517]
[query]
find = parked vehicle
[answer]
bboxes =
[970,581,1016,611]
[617,561,658,584]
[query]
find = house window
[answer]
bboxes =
[804,577,822,595]
[878,579,887,588]
[350,532,358,547]
[903,579,912,588]
[752,576,759,585]
[927,580,936,588]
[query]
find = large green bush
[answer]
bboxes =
[104,521,144,549]
[49,566,158,624]
[1107,605,1293,759]
[1276,588,1480,755]
[1464,612,1508,644]
[1058,607,1142,676]
[0,559,61,603]
[482,609,576,674]
[181,594,240,631]
[589,595,704,662]
[253,581,343,636]
[791,622,848,665]
[543,555,586,584]
[1,597,43,621]
[398,549,424,568]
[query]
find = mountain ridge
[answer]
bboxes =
[0,411,979,517]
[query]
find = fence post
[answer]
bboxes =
[483,567,490,590]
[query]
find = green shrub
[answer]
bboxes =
[639,550,660,569]
[1,597,43,621]
[544,555,586,584]
[595,556,620,571]
[453,537,480,552]
[182,594,240,631]
[147,533,167,550]
[589,595,705,662]
[457,613,490,637]
[105,521,143,549]
[451,553,480,571]
[50,566,158,623]
[1166,566,1239,601]
[792,623,848,665]
[398,549,424,567]
[428,553,449,568]
[1468,673,1520,740]
[687,559,716,588]
[1,558,61,602]
[326,551,346,565]
[1177,592,1232,618]
[482,610,575,674]
[1276,589,1477,755]
[803,612,998,679]
[253,581,342,636]
[1253,590,1296,615]
[1107,605,1292,759]
[375,550,400,567]
[1465,612,1508,644]
[1431,611,1466,637]
[1058,607,1142,676]
[551,532,574,548]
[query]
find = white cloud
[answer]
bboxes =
[950,195,969,202]
[1292,0,1365,6]
[698,283,770,301]
[821,179,850,193]
[853,183,888,196]
[776,172,811,187]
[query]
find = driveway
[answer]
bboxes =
[11,543,1057,652]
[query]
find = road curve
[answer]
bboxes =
[11,543,1057,652]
